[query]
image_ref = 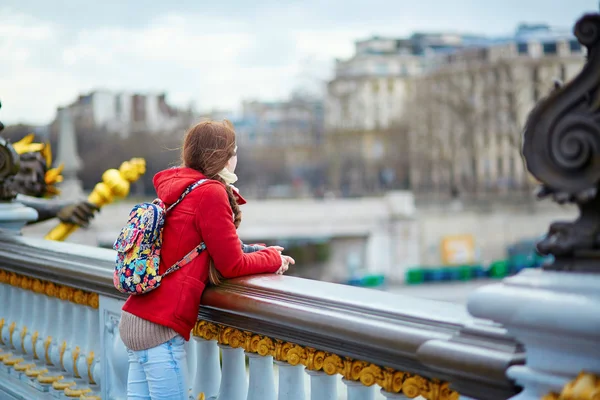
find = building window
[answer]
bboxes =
[387,78,395,92]
[570,39,582,52]
[372,80,380,93]
[543,42,557,55]
[376,63,388,75]
[517,43,529,55]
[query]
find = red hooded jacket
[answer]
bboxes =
[122,167,282,340]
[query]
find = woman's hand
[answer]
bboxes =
[276,254,295,275]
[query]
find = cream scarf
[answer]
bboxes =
[217,167,238,185]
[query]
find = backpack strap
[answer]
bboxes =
[162,178,209,277]
[163,242,207,277]
[166,179,208,213]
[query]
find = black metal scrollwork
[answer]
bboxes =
[522,13,600,271]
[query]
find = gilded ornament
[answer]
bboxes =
[37,373,64,384]
[32,279,44,294]
[250,335,275,357]
[8,321,16,347]
[25,366,48,377]
[544,372,600,400]
[72,346,81,378]
[45,282,59,298]
[402,375,428,398]
[190,320,460,399]
[59,340,67,368]
[323,354,344,376]
[59,286,74,301]
[45,157,146,241]
[9,272,21,287]
[31,330,39,359]
[219,326,246,349]
[381,368,405,394]
[0,318,5,345]
[87,293,99,309]
[20,276,32,290]
[193,321,219,341]
[279,342,305,366]
[3,356,24,366]
[44,336,53,365]
[14,362,35,372]
[64,386,92,397]
[0,268,99,309]
[0,269,7,283]
[20,325,27,353]
[87,351,96,384]
[352,361,383,387]
[52,379,76,390]
[73,290,88,306]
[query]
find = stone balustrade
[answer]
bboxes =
[0,229,523,400]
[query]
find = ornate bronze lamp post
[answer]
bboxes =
[468,12,600,400]
[523,13,600,273]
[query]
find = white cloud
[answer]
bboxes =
[1,0,596,125]
[0,8,363,125]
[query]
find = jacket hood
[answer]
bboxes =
[153,167,247,205]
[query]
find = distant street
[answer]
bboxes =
[385,279,497,304]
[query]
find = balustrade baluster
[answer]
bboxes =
[0,276,19,353]
[35,290,72,390]
[49,296,78,395]
[62,293,96,398]
[81,300,101,390]
[28,288,56,389]
[275,361,305,400]
[2,280,29,372]
[11,279,30,354]
[23,281,43,357]
[190,337,221,400]
[11,281,43,377]
[305,370,337,400]
[217,345,247,400]
[344,379,375,400]
[246,352,276,400]
[0,275,14,358]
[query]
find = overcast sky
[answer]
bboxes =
[1,0,597,125]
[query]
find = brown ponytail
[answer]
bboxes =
[181,120,241,286]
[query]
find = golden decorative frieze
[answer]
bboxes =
[543,372,600,400]
[0,269,99,309]
[193,320,459,400]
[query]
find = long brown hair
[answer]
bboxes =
[182,120,240,285]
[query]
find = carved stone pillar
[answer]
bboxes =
[468,12,600,399]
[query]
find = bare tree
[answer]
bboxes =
[407,56,549,197]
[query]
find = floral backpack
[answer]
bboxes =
[113,179,208,295]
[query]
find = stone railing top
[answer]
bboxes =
[0,228,523,398]
[0,228,119,298]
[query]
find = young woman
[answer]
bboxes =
[119,120,294,400]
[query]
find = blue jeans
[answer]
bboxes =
[127,335,190,400]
